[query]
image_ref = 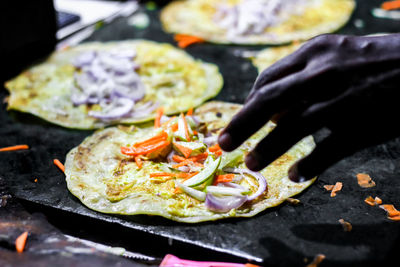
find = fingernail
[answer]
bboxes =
[245,152,260,171]
[218,132,232,150]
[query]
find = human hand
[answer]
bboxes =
[218,34,400,182]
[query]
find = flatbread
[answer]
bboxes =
[65,101,316,223]
[4,40,223,129]
[161,0,355,45]
[252,42,303,72]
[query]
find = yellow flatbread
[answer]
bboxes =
[5,40,223,129]
[161,0,355,45]
[65,101,316,223]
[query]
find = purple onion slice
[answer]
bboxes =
[223,167,268,201]
[72,51,96,68]
[205,193,247,213]
[88,98,134,120]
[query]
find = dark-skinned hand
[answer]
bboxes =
[218,33,400,182]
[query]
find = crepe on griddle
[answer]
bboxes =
[65,101,316,223]
[4,40,223,129]
[161,0,355,45]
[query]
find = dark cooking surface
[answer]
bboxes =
[1,0,400,266]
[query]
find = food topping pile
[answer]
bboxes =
[214,0,308,38]
[120,108,267,213]
[71,49,156,120]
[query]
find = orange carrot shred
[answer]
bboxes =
[364,196,376,206]
[135,156,143,169]
[172,155,187,163]
[0,144,29,152]
[186,108,193,116]
[388,215,400,221]
[174,142,192,158]
[173,187,183,194]
[213,174,235,185]
[356,173,376,188]
[208,144,221,152]
[382,0,400,10]
[15,231,28,253]
[174,34,204,48]
[338,219,352,232]
[330,182,343,197]
[154,107,164,128]
[375,196,383,205]
[379,204,400,217]
[34,178,38,183]
[323,185,334,191]
[53,159,65,172]
[181,113,191,141]
[306,254,325,267]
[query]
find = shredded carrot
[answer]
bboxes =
[154,107,164,128]
[121,140,170,156]
[161,116,176,128]
[172,160,203,169]
[306,254,325,267]
[375,196,383,205]
[181,113,191,141]
[0,144,29,152]
[208,144,221,152]
[150,172,198,179]
[174,34,204,48]
[173,142,193,158]
[330,182,342,197]
[186,108,193,116]
[388,215,400,221]
[379,204,400,217]
[53,159,65,172]
[15,231,28,253]
[356,173,376,188]
[338,219,352,232]
[214,150,223,156]
[323,185,334,191]
[244,264,260,267]
[172,155,187,163]
[135,156,143,169]
[34,178,38,183]
[213,174,235,185]
[365,196,377,206]
[171,123,179,132]
[132,131,168,148]
[173,187,183,194]
[382,0,400,10]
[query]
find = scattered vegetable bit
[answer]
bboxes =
[356,173,376,188]
[0,144,29,152]
[375,196,383,204]
[186,108,193,116]
[174,34,204,48]
[213,174,235,185]
[286,198,301,205]
[15,231,28,253]
[53,159,65,172]
[323,185,334,191]
[34,178,38,183]
[338,219,352,232]
[379,204,400,217]
[154,107,164,128]
[208,144,221,152]
[173,187,183,194]
[181,113,191,141]
[135,156,143,169]
[388,215,400,221]
[150,172,198,179]
[330,182,343,197]
[364,196,382,206]
[173,142,193,158]
[306,254,326,267]
[382,0,400,10]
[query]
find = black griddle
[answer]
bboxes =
[1,1,400,266]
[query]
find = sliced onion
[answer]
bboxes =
[203,135,218,147]
[223,167,267,201]
[130,101,158,119]
[113,83,145,102]
[72,51,96,68]
[88,98,134,120]
[205,193,247,213]
[219,182,247,190]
